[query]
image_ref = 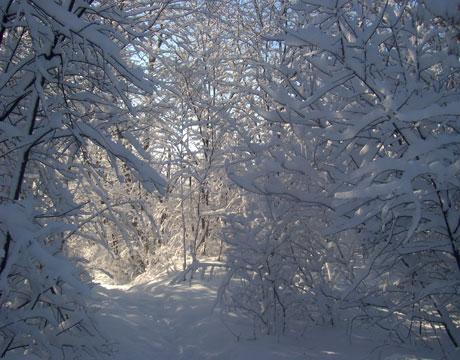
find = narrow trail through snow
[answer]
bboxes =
[92,273,437,360]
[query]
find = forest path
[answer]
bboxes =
[92,272,433,360]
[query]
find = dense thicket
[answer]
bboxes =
[0,0,459,358]
[222,0,460,351]
[222,0,460,349]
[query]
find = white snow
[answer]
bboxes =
[90,272,440,360]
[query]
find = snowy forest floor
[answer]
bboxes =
[92,271,442,360]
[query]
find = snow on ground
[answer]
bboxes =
[92,271,441,360]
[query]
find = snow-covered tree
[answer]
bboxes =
[221,0,460,349]
[0,0,165,357]
[130,0,248,274]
